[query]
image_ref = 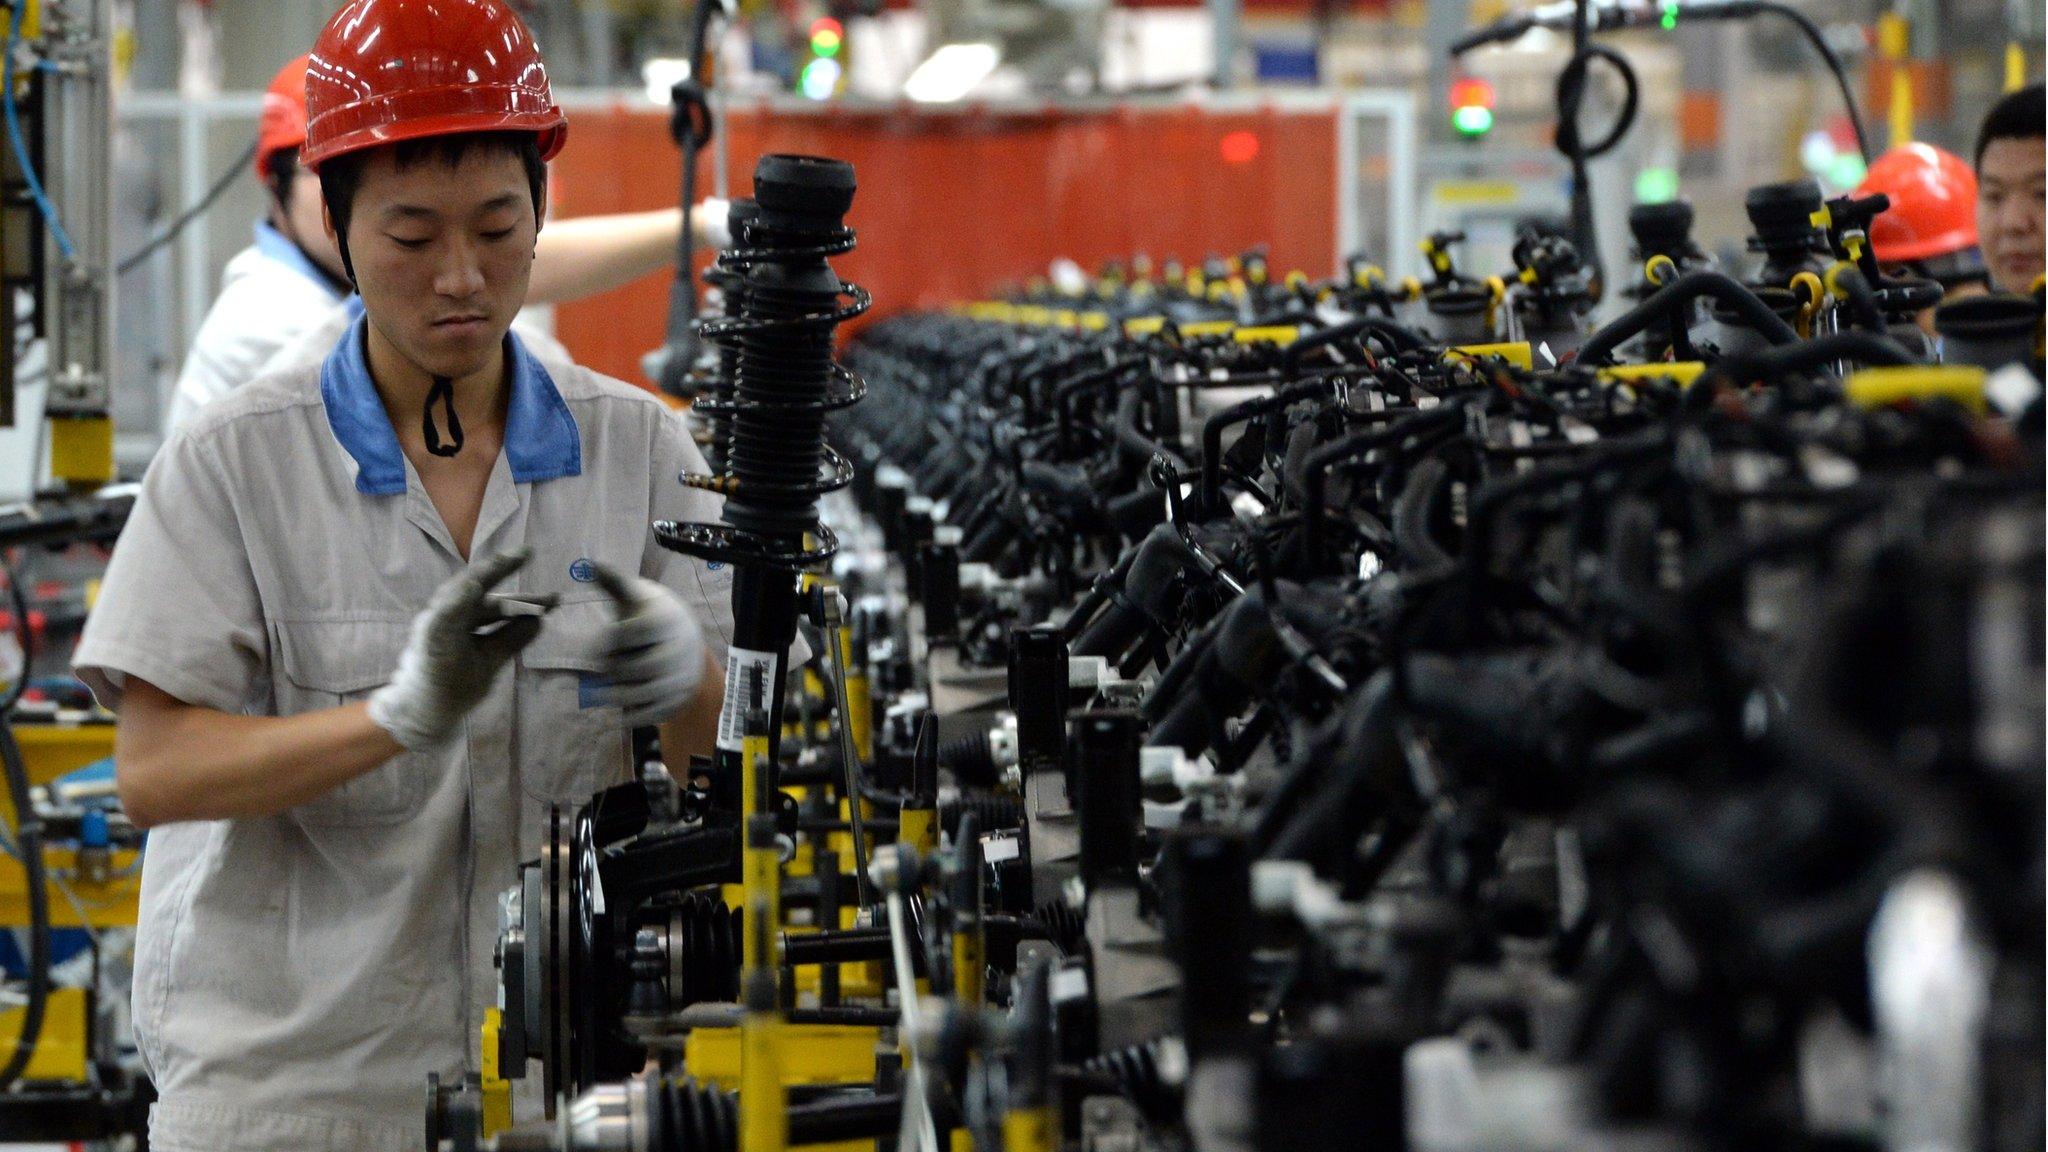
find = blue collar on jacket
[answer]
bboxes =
[320,313,582,496]
[252,221,358,317]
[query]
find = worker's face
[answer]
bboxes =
[1977,137,2045,294]
[325,146,540,383]
[281,159,347,283]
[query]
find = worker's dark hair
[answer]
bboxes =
[263,147,298,213]
[1975,83,2045,169]
[315,130,547,285]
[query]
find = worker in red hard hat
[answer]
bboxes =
[75,4,752,1148]
[1854,143,1989,332]
[167,49,731,430]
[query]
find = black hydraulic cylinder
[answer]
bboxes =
[1073,710,1144,888]
[1010,627,1070,776]
[919,541,961,645]
[1162,829,1252,1059]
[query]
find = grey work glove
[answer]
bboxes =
[367,550,544,750]
[591,562,709,728]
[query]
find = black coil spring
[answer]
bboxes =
[651,1077,739,1152]
[1034,899,1086,956]
[698,253,747,474]
[657,156,869,572]
[671,891,741,1008]
[938,732,1001,789]
[941,793,1025,837]
[1084,1040,1182,1127]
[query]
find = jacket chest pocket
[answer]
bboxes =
[271,618,431,827]
[518,600,630,804]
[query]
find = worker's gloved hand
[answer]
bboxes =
[591,562,709,727]
[368,550,544,750]
[696,196,733,249]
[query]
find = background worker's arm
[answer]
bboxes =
[114,683,403,828]
[527,202,732,305]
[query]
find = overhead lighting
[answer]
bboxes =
[903,42,1000,104]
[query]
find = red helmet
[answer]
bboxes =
[1855,143,1980,264]
[255,54,311,179]
[300,0,567,173]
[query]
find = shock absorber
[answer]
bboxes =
[656,154,869,815]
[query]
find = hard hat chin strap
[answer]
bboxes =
[424,376,464,457]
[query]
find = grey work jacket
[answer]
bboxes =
[74,317,736,1151]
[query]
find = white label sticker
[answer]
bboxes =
[981,833,1022,864]
[1050,964,1090,1003]
[715,647,782,752]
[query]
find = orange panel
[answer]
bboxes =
[549,103,1341,385]
[1679,90,1721,153]
[1865,59,1954,124]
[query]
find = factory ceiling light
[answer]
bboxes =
[904,42,1001,103]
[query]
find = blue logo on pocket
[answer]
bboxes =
[569,558,596,582]
[706,561,725,572]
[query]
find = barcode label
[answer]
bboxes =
[715,647,782,752]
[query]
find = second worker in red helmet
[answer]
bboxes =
[1854,142,1990,333]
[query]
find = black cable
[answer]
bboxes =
[655,0,724,397]
[1746,0,1872,165]
[115,137,258,277]
[1553,3,1639,307]
[0,549,46,1090]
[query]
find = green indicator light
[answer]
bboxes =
[1634,166,1680,203]
[1660,5,1678,29]
[799,56,840,99]
[812,29,842,56]
[1825,153,1868,191]
[1453,104,1494,137]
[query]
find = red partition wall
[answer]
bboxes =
[547,100,1340,385]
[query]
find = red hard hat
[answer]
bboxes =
[300,0,567,173]
[1855,143,1980,264]
[255,54,311,179]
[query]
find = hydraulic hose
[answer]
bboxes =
[1072,525,1194,660]
[1112,389,1187,470]
[1200,382,1332,512]
[1279,315,1428,373]
[1299,408,1464,568]
[1256,669,1404,870]
[1576,270,1801,365]
[1829,265,1888,335]
[1702,331,1921,390]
